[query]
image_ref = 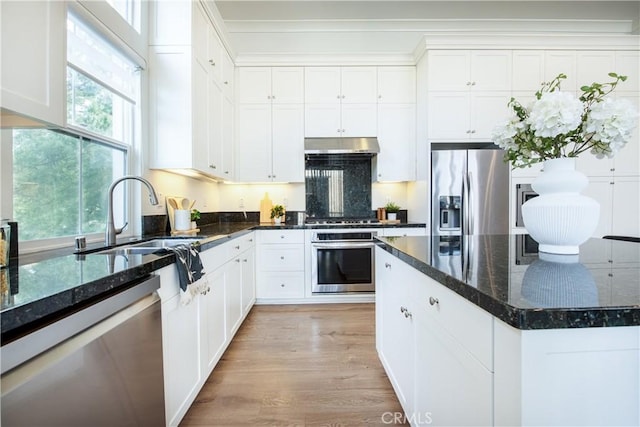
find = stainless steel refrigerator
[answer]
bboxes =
[431,143,509,237]
[430,143,510,279]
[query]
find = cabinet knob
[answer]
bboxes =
[224,81,228,85]
[470,130,476,134]
[341,129,345,133]
[466,82,472,86]
[281,283,285,287]
[224,171,229,174]
[337,95,340,99]
[378,95,382,99]
[342,95,345,99]
[280,256,284,260]
[272,95,275,99]
[429,296,439,306]
[235,245,240,250]
[243,259,248,262]
[471,81,476,86]
[209,164,217,169]
[404,310,412,319]
[209,60,215,66]
[610,168,615,172]
[235,258,240,263]
[280,235,285,239]
[400,306,407,313]
[385,262,391,269]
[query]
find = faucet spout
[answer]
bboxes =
[106,176,159,246]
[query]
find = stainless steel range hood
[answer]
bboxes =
[304,137,380,155]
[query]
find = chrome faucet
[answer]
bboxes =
[106,176,159,246]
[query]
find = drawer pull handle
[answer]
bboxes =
[429,296,439,306]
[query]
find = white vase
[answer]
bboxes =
[273,217,282,225]
[522,157,599,255]
[387,212,397,221]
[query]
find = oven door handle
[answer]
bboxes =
[311,242,375,249]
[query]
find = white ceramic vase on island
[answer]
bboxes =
[521,157,599,255]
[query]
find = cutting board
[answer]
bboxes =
[259,193,273,224]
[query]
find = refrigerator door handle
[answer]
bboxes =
[467,171,474,235]
[461,173,467,235]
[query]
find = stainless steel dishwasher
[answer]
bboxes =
[1,275,165,426]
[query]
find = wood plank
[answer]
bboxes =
[180,303,407,426]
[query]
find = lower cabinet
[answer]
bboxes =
[376,247,493,426]
[256,230,305,300]
[159,233,256,426]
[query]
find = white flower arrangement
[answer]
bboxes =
[491,73,638,168]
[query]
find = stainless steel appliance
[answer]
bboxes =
[311,230,377,293]
[431,143,510,237]
[1,275,165,426]
[515,183,539,227]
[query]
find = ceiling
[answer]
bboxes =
[209,1,640,63]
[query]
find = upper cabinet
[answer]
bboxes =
[0,1,66,127]
[305,67,377,104]
[236,67,304,104]
[149,1,234,179]
[377,67,416,104]
[427,50,512,92]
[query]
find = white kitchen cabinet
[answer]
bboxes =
[235,103,304,182]
[576,51,616,90]
[428,91,511,141]
[157,265,203,427]
[377,67,416,104]
[376,248,417,415]
[376,104,416,181]
[237,67,304,104]
[256,230,306,300]
[615,51,640,92]
[591,177,640,239]
[149,2,232,180]
[201,266,226,374]
[221,50,234,99]
[305,66,378,137]
[544,50,577,91]
[225,257,243,337]
[305,66,377,104]
[428,50,512,92]
[512,50,545,92]
[376,246,494,425]
[241,244,256,314]
[0,0,65,127]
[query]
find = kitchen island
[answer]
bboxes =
[375,234,639,426]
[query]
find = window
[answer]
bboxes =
[105,0,141,33]
[11,8,140,245]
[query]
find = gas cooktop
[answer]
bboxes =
[305,218,381,225]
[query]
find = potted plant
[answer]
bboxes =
[385,202,400,221]
[270,204,285,224]
[190,209,200,229]
[491,72,637,254]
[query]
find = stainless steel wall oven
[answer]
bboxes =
[515,183,539,227]
[311,230,376,293]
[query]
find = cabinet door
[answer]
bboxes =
[241,248,256,315]
[1,0,65,126]
[512,50,545,91]
[377,66,416,103]
[202,268,226,373]
[545,51,577,92]
[376,249,415,415]
[235,104,272,181]
[161,293,201,426]
[341,67,378,103]
[577,51,616,90]
[272,104,305,182]
[615,51,640,92]
[427,51,471,91]
[415,310,493,427]
[272,67,304,103]
[305,104,341,137]
[427,93,470,140]
[221,95,235,179]
[376,104,416,181]
[305,67,341,104]
[583,178,613,238]
[237,67,272,103]
[207,28,223,84]
[341,104,378,137]
[612,178,640,237]
[193,58,211,172]
[221,50,234,99]
[612,95,640,176]
[207,79,224,175]
[469,92,512,140]
[257,272,305,298]
[470,50,512,91]
[226,259,243,337]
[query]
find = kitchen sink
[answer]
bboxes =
[94,238,202,256]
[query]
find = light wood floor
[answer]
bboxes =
[180,303,407,426]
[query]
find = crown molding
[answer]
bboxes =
[234,52,416,67]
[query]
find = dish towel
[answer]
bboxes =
[166,244,208,305]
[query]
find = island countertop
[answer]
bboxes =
[376,234,640,329]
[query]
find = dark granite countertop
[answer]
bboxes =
[1,220,426,342]
[376,234,640,330]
